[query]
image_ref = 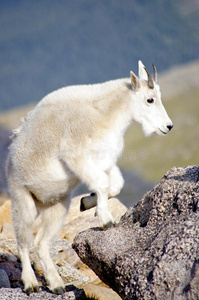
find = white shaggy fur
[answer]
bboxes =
[6,61,173,294]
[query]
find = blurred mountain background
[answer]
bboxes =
[0,0,199,207]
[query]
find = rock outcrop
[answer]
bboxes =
[73,166,199,300]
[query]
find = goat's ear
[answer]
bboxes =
[138,60,148,81]
[130,71,140,90]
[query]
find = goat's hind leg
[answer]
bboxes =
[11,188,39,294]
[34,199,68,294]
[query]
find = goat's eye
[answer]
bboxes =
[147,98,154,104]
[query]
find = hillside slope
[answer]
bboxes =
[0,0,199,110]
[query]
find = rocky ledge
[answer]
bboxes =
[73,166,199,300]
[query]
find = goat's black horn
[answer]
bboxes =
[152,64,158,83]
[144,67,154,89]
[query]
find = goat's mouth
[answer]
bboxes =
[158,128,167,135]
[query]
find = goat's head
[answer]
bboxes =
[130,60,173,137]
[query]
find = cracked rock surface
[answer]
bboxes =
[73,166,199,300]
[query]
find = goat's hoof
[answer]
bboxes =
[25,287,32,295]
[34,285,40,293]
[101,221,116,230]
[25,285,40,295]
[53,286,65,294]
[34,285,39,293]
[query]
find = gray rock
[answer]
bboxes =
[57,260,90,286]
[73,166,199,300]
[0,261,21,282]
[51,239,71,254]
[0,287,86,299]
[0,269,10,288]
[0,239,18,257]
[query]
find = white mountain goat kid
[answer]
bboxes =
[6,61,173,294]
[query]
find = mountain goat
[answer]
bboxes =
[6,61,173,294]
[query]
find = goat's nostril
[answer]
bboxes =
[167,124,173,131]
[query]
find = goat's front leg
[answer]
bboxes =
[79,167,115,228]
[95,186,115,229]
[64,154,115,228]
[108,165,124,198]
[80,165,124,213]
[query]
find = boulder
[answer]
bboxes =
[0,261,21,282]
[73,166,199,300]
[0,269,10,288]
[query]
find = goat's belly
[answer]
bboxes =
[27,158,79,203]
